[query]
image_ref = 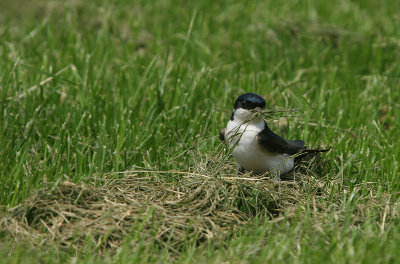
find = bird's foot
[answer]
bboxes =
[237,165,246,176]
[271,171,281,182]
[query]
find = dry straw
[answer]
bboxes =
[1,155,335,253]
[1,140,399,255]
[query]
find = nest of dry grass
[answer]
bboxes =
[1,155,398,254]
[0,156,321,252]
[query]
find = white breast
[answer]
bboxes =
[225,119,294,175]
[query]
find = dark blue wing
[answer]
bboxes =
[256,122,306,155]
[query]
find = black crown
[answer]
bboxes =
[233,93,266,110]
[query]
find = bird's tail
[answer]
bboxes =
[300,148,331,154]
[293,147,331,165]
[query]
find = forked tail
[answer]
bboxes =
[300,147,331,154]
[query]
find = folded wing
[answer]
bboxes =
[256,122,306,155]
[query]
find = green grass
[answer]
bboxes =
[1,0,400,262]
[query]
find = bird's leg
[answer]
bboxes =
[237,165,245,175]
[271,170,281,181]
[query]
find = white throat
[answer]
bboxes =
[232,108,264,125]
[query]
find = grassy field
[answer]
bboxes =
[1,0,400,263]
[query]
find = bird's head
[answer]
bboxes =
[231,93,266,123]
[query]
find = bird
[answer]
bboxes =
[220,93,328,177]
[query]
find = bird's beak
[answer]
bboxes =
[254,107,263,112]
